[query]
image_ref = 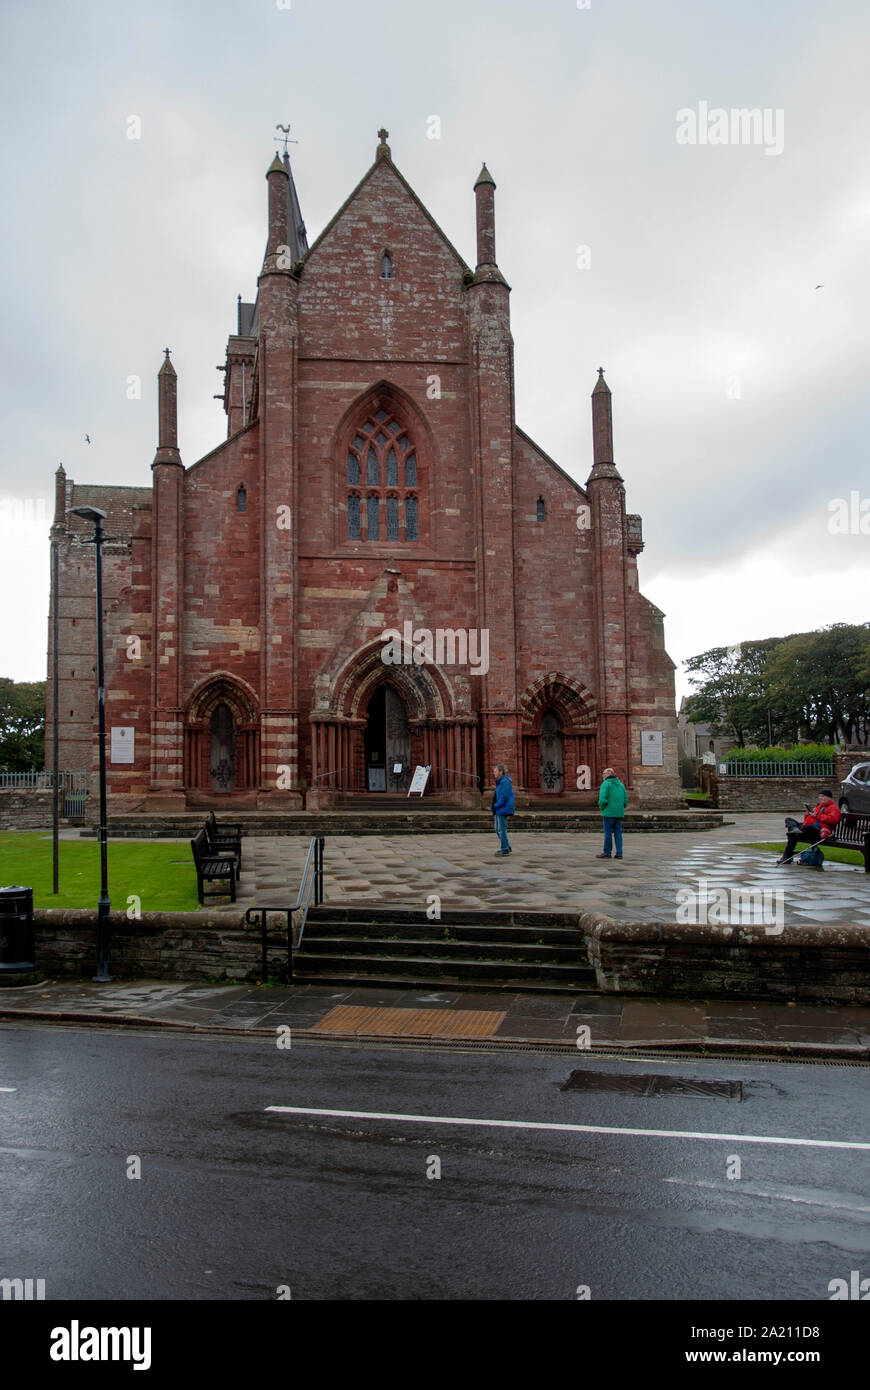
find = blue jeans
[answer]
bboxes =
[494,814,511,852]
[602,817,623,857]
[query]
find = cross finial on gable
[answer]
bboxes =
[376,128,391,160]
[164,348,172,359]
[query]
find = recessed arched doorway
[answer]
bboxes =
[209,701,236,793]
[363,684,410,792]
[539,710,564,793]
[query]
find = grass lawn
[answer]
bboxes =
[0,832,202,911]
[744,840,865,869]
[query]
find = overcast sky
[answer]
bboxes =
[1,0,868,701]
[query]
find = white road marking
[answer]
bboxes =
[0,1087,17,1092]
[265,1105,870,1152]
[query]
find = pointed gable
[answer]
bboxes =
[298,153,472,362]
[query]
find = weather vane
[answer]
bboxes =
[275,123,298,156]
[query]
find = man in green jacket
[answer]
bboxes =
[597,767,628,859]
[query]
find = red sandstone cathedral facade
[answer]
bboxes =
[48,131,680,811]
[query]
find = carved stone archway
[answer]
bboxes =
[520,673,597,797]
[184,674,260,797]
[309,641,478,803]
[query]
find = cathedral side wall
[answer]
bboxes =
[512,433,598,707]
[51,487,153,804]
[182,430,261,704]
[628,591,682,806]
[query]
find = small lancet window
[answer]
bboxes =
[347,452,359,485]
[386,496,399,541]
[381,250,393,279]
[367,495,380,540]
[366,447,379,486]
[405,496,418,542]
[386,447,398,487]
[404,454,417,488]
[237,485,247,513]
[536,496,545,522]
[348,494,361,540]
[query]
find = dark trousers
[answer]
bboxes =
[783,824,822,860]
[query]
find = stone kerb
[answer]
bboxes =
[581,911,870,1003]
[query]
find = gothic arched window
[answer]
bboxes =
[237,484,247,513]
[345,404,422,543]
[381,250,393,278]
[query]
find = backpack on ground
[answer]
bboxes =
[798,844,825,868]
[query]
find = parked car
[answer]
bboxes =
[839,762,870,814]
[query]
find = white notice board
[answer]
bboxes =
[111,726,135,764]
[407,765,431,797]
[641,730,663,766]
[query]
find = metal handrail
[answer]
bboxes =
[438,768,480,784]
[245,836,324,982]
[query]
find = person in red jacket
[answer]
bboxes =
[776,791,841,864]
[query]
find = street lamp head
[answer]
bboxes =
[67,505,108,523]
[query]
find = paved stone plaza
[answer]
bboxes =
[223,812,870,927]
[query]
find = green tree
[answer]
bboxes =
[0,678,46,770]
[765,624,870,744]
[683,637,784,747]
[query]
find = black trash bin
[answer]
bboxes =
[0,886,36,974]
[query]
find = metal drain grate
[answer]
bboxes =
[561,1071,743,1099]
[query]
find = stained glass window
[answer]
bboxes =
[345,408,422,544]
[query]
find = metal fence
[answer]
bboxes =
[723,760,834,778]
[0,771,89,790]
[0,771,89,822]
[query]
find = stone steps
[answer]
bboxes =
[291,905,596,992]
[93,809,723,838]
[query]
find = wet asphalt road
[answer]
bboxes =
[1,1022,869,1301]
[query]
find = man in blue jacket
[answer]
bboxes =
[492,763,515,856]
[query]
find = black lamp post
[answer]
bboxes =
[68,505,112,982]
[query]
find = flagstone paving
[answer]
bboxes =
[224,813,870,927]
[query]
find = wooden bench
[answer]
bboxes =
[204,812,242,880]
[190,827,237,903]
[823,812,870,873]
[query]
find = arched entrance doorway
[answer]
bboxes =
[184,675,260,804]
[363,684,411,792]
[209,702,235,793]
[520,673,597,799]
[309,640,479,804]
[538,710,564,793]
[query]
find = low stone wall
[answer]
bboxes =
[699,751,867,811]
[33,908,268,982]
[714,776,830,812]
[0,788,85,830]
[583,913,870,1004]
[0,789,56,830]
